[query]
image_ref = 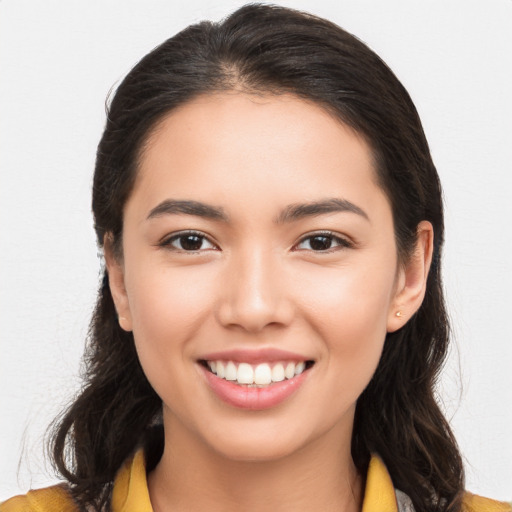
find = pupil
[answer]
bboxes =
[181,235,202,251]
[310,236,331,251]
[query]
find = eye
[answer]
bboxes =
[294,232,352,252]
[161,231,217,252]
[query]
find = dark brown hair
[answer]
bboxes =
[49,4,464,511]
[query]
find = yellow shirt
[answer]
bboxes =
[1,451,510,512]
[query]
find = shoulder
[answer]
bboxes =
[394,489,510,512]
[0,484,77,512]
[462,492,511,512]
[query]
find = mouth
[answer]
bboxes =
[198,359,315,388]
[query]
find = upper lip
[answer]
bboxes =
[199,348,312,364]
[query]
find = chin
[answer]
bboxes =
[211,436,303,463]
[198,418,321,464]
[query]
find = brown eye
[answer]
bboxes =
[295,232,352,252]
[163,231,216,252]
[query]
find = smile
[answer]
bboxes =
[198,349,315,409]
[201,360,314,387]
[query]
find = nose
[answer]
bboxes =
[215,249,294,333]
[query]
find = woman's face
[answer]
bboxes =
[109,92,420,461]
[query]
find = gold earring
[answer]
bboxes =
[395,311,403,317]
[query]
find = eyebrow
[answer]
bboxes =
[146,197,369,223]
[147,200,229,222]
[275,198,369,224]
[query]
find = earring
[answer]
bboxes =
[395,311,403,317]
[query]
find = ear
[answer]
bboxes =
[387,221,434,333]
[103,234,133,332]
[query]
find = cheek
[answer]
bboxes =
[125,262,219,358]
[123,262,222,416]
[300,258,394,325]
[296,260,395,372]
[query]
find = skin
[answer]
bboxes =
[106,92,433,512]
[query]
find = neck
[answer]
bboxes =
[148,413,363,512]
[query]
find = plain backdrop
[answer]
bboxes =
[1,0,511,503]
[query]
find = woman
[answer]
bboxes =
[1,4,509,512]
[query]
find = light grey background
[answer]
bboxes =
[1,0,511,502]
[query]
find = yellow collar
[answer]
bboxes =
[361,455,399,512]
[3,449,510,511]
[111,450,399,512]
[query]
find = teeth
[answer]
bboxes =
[237,363,254,384]
[206,360,310,386]
[225,361,237,381]
[271,363,285,382]
[254,363,272,385]
[284,362,295,379]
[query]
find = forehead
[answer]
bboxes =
[144,92,373,166]
[131,92,387,220]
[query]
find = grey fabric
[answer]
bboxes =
[396,489,415,512]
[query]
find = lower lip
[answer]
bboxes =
[200,365,310,410]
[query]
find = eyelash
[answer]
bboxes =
[159,230,353,253]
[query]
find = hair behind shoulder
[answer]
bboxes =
[48,4,464,511]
